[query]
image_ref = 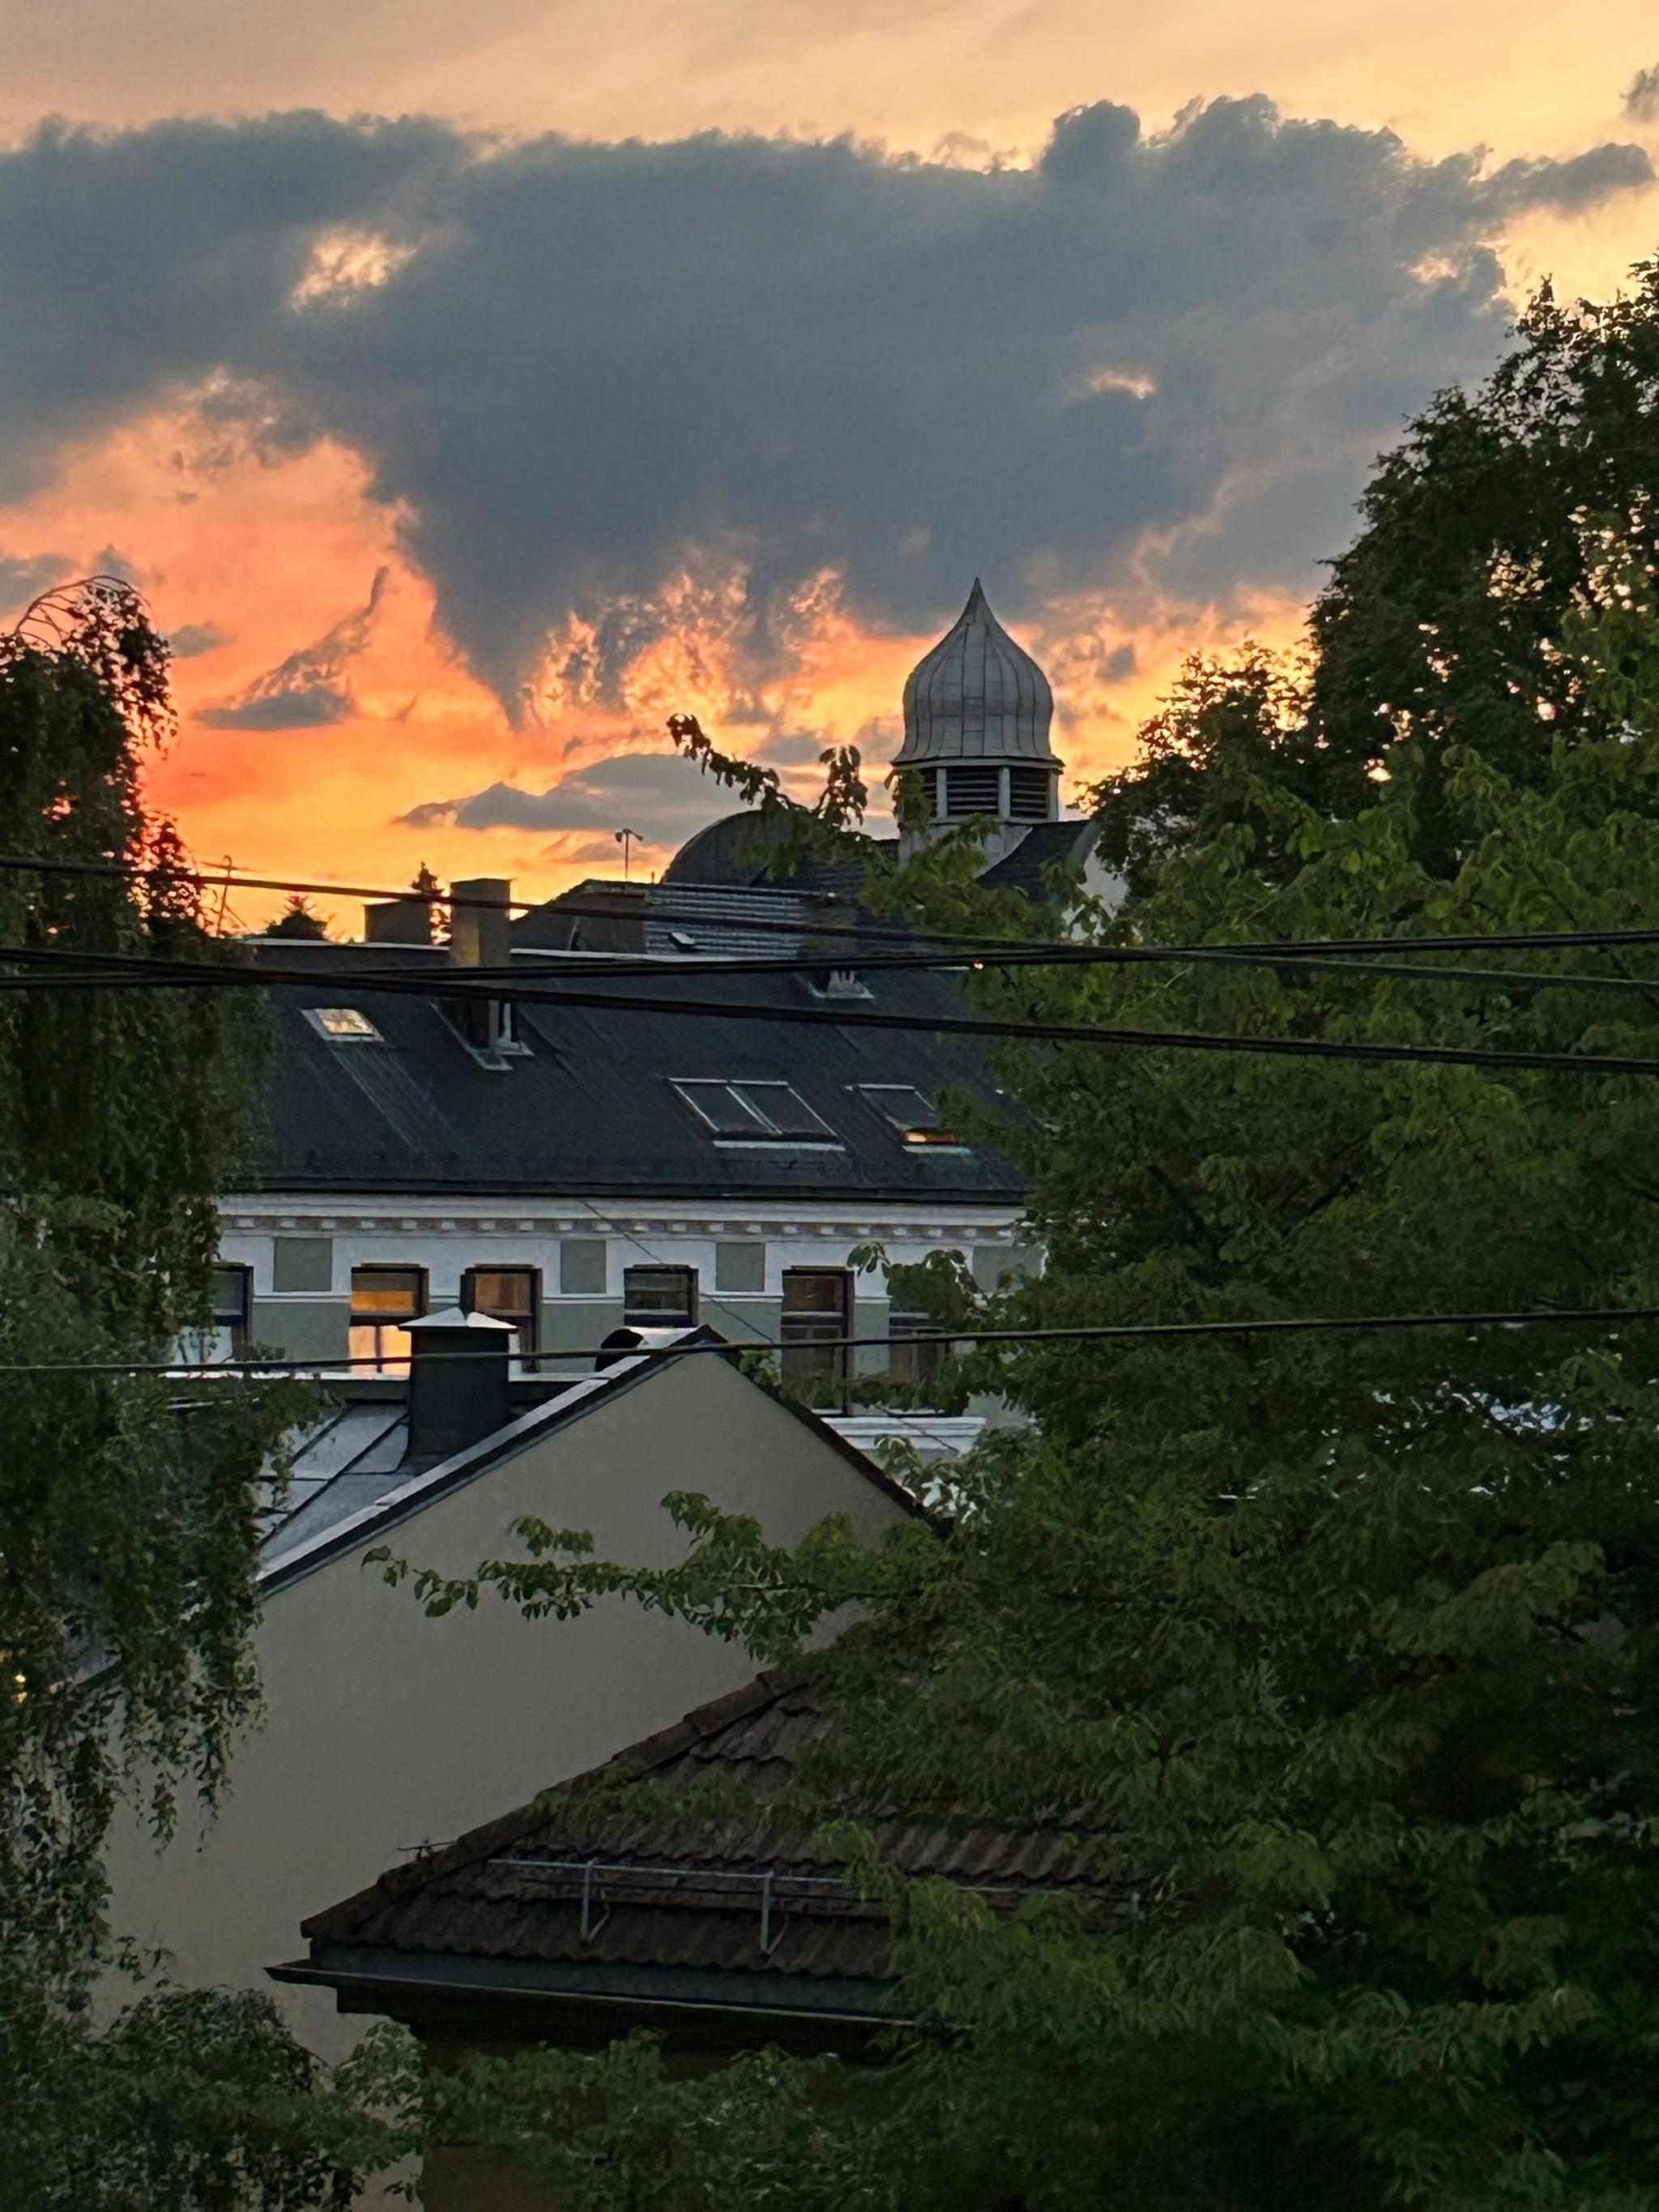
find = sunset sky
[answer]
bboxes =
[3,1,1657,926]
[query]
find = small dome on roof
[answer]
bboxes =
[893,580,1056,768]
[661,807,800,886]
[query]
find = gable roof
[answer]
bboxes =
[283,1672,1115,2029]
[258,1333,918,1596]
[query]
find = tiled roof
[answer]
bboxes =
[297,1675,1116,2002]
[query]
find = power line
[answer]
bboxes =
[5,1305,1659,1378]
[14,844,1659,969]
[8,926,1657,1005]
[0,947,1653,1078]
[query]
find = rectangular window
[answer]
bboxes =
[780,1268,851,1410]
[888,1308,942,1396]
[463,1266,539,1357]
[213,1265,250,1347]
[624,1265,698,1327]
[180,1263,251,1364]
[348,1264,425,1374]
[178,1265,251,1365]
[672,1080,835,1142]
[304,1007,382,1042]
[856,1083,962,1147]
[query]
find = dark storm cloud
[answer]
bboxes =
[168,620,229,657]
[1626,66,1659,122]
[0,550,72,607]
[401,752,731,841]
[0,99,1649,714]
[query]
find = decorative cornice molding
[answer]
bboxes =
[224,1208,1021,1245]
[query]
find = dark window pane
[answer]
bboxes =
[211,1266,249,1329]
[857,1085,960,1145]
[731,1083,831,1138]
[464,1268,539,1356]
[672,1081,770,1134]
[780,1270,851,1410]
[782,1269,850,1314]
[889,1309,942,1392]
[625,1266,698,1323]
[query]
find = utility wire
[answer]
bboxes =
[15,845,1659,969]
[6,1305,1659,1377]
[0,947,1653,1077]
[11,930,1659,1005]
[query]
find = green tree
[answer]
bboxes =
[1098,263,1659,886]
[265,892,330,940]
[403,544,1659,2208]
[0,581,370,2206]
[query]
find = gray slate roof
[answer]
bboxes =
[977,818,1100,900]
[894,579,1057,767]
[247,890,1023,1203]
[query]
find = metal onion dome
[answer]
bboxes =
[893,579,1056,767]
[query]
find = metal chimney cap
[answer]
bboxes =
[407,1307,516,1334]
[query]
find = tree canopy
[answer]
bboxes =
[0,581,364,2206]
[395,288,1659,2210]
[1094,263,1659,888]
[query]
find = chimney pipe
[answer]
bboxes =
[449,878,512,970]
[405,1309,514,1463]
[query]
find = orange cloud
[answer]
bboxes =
[0,401,1319,927]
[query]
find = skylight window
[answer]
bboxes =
[305,1007,382,1042]
[856,1083,963,1147]
[672,1079,836,1142]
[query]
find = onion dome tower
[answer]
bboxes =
[893,579,1061,859]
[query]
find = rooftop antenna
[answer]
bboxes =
[614,826,644,881]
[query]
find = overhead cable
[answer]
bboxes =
[5,1303,1659,1377]
[0,946,1653,1078]
[12,846,1659,967]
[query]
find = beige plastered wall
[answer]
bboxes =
[102,1358,904,2069]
